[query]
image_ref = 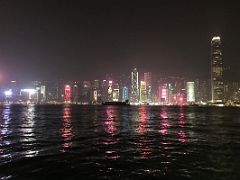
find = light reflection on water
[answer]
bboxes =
[101,106,120,160]
[20,105,39,157]
[0,105,240,179]
[60,105,73,152]
[0,105,12,159]
[177,107,187,143]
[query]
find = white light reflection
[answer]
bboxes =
[20,104,39,157]
[0,105,12,159]
[177,107,188,143]
[158,106,172,174]
[159,107,170,136]
[60,104,73,152]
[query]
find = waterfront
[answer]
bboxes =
[0,105,240,179]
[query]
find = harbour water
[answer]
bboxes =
[0,105,240,179]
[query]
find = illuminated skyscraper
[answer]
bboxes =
[92,80,100,104]
[72,82,79,103]
[144,72,152,103]
[122,86,128,102]
[159,84,168,105]
[107,80,113,101]
[113,83,120,102]
[211,36,224,103]
[64,85,71,102]
[140,81,147,103]
[80,81,91,104]
[130,68,139,104]
[167,83,172,105]
[186,82,195,103]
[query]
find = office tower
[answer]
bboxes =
[80,81,91,104]
[144,72,152,103]
[40,85,46,102]
[167,83,172,105]
[140,81,147,103]
[45,81,59,102]
[211,36,224,103]
[122,86,128,102]
[72,82,79,103]
[113,83,120,102]
[92,80,100,104]
[107,80,113,101]
[130,68,139,104]
[64,85,71,102]
[101,80,108,103]
[159,83,168,105]
[186,82,195,103]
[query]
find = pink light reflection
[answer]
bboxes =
[159,108,169,135]
[102,106,117,135]
[135,106,152,159]
[101,106,120,160]
[136,105,147,135]
[60,105,73,152]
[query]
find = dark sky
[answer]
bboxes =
[0,0,239,81]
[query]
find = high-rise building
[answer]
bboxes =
[101,80,108,103]
[122,86,128,102]
[80,81,91,104]
[144,72,152,103]
[186,82,195,103]
[72,82,79,103]
[140,80,147,103]
[130,68,139,104]
[91,80,100,104]
[107,80,113,101]
[211,36,224,103]
[159,83,168,105]
[44,81,59,102]
[113,83,120,102]
[64,85,71,102]
[167,83,172,105]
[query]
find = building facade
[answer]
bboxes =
[211,36,224,103]
[130,68,139,104]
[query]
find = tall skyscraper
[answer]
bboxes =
[113,83,120,102]
[211,36,224,103]
[144,72,152,103]
[122,86,128,102]
[130,68,139,104]
[64,85,71,102]
[186,82,195,103]
[140,80,147,103]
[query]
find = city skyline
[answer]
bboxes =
[0,0,240,82]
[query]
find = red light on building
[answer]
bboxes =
[64,85,71,101]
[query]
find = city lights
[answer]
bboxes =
[0,36,239,106]
[21,89,37,94]
[4,89,12,98]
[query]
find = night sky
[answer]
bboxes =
[0,0,239,82]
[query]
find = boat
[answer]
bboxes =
[102,100,130,106]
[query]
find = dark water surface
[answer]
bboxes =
[0,105,240,179]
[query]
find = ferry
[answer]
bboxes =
[102,100,130,106]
